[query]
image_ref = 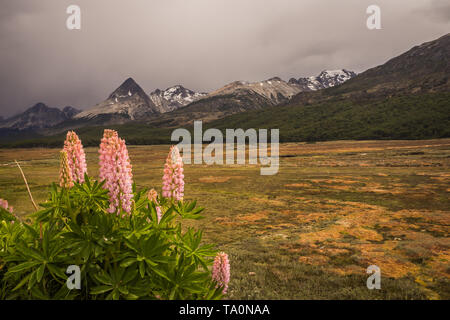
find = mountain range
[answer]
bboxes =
[0,103,80,130]
[0,33,448,146]
[288,69,356,91]
[0,69,356,132]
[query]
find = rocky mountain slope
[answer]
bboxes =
[0,103,80,130]
[292,33,450,106]
[289,69,356,91]
[74,78,159,122]
[145,71,355,127]
[149,85,207,113]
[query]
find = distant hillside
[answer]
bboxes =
[207,93,450,142]
[0,103,80,130]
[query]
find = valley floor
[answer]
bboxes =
[0,139,449,299]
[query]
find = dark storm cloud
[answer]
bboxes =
[0,0,448,117]
[421,0,450,22]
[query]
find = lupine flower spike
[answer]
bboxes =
[162,146,184,201]
[147,188,158,202]
[99,129,133,216]
[212,252,230,294]
[63,131,87,183]
[59,150,74,189]
[147,188,162,223]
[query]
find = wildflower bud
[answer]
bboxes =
[212,252,230,294]
[162,146,184,201]
[59,150,74,189]
[156,206,162,223]
[147,188,158,203]
[63,131,87,183]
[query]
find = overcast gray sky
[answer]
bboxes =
[0,0,448,117]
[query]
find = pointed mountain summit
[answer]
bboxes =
[75,77,159,121]
[108,77,148,100]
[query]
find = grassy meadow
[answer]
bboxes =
[0,139,449,299]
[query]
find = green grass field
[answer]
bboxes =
[0,139,449,299]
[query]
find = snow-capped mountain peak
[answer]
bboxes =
[289,69,356,91]
[149,85,207,113]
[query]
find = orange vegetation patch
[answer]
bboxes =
[198,175,246,183]
[316,247,351,256]
[288,197,450,280]
[250,197,285,207]
[298,254,330,265]
[284,183,310,188]
[213,217,241,227]
[296,212,337,224]
[279,209,302,216]
[198,176,230,183]
[428,251,450,278]
[359,254,419,278]
[238,210,270,222]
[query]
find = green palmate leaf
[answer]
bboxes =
[27,270,38,290]
[47,264,67,280]
[119,258,136,268]
[36,264,45,282]
[139,261,145,278]
[7,261,40,274]
[91,285,113,295]
[1,171,223,301]
[12,273,32,292]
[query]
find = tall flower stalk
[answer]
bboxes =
[212,252,230,294]
[99,129,133,216]
[63,131,87,183]
[59,150,74,189]
[162,146,184,201]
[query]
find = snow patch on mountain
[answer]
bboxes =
[75,78,159,120]
[289,69,356,91]
[209,77,300,104]
[149,85,207,113]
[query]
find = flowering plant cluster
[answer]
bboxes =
[0,130,229,300]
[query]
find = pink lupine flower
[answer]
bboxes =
[162,146,184,201]
[99,129,133,215]
[156,206,162,223]
[212,252,230,294]
[147,189,162,223]
[63,131,87,183]
[147,188,158,203]
[59,150,74,189]
[0,198,13,213]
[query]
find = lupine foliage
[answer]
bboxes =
[0,131,228,300]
